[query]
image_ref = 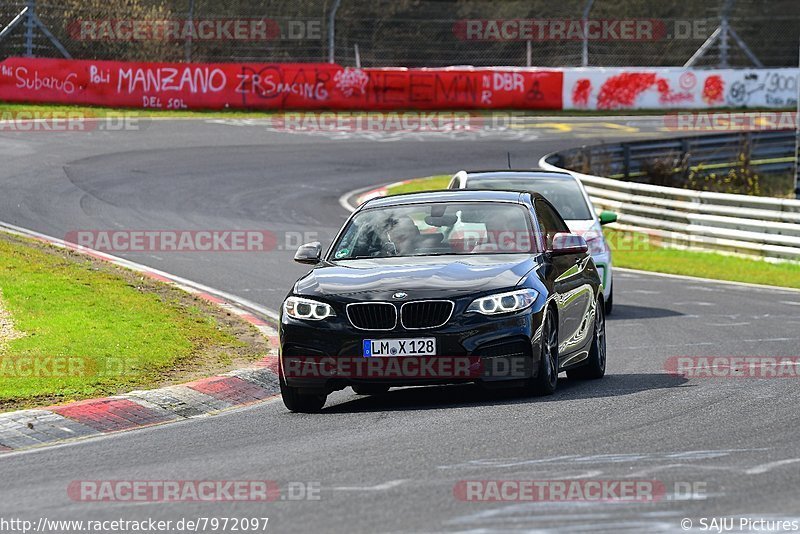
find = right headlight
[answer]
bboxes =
[283,296,336,321]
[466,289,539,316]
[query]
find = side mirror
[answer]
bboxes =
[550,233,588,256]
[599,211,618,225]
[294,242,322,265]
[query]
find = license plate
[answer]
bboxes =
[363,338,436,357]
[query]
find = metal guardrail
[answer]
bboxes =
[540,130,800,262]
[547,130,797,181]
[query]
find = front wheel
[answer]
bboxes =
[568,297,606,380]
[280,375,327,413]
[527,307,559,396]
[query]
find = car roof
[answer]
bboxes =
[461,169,576,181]
[361,189,543,209]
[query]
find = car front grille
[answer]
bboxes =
[346,303,397,330]
[400,301,454,329]
[346,300,454,330]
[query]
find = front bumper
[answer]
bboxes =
[280,302,545,393]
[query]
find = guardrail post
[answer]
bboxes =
[583,146,592,174]
[681,138,691,181]
[743,131,753,168]
[795,133,800,199]
[622,144,631,179]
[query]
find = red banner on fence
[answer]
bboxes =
[0,57,563,110]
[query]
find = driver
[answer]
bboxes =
[387,216,422,255]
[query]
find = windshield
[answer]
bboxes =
[466,177,593,220]
[331,202,539,259]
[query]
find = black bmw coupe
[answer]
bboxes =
[279,190,606,412]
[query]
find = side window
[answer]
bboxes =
[535,199,569,249]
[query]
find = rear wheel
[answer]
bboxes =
[280,375,327,413]
[528,307,559,396]
[352,384,390,396]
[568,297,606,380]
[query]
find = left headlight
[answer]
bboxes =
[283,296,336,321]
[466,289,539,316]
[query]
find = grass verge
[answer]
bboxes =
[0,232,269,412]
[376,175,800,290]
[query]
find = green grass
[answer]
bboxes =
[605,229,800,289]
[385,175,451,196]
[2,102,793,120]
[377,175,800,290]
[367,175,450,202]
[0,234,250,409]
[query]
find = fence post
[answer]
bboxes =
[327,0,342,64]
[795,42,800,199]
[581,0,594,67]
[184,0,195,63]
[24,0,34,56]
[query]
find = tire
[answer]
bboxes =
[568,297,607,380]
[280,375,327,413]
[604,282,613,315]
[528,307,559,396]
[352,384,390,396]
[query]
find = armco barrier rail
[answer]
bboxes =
[540,130,800,262]
[548,130,797,180]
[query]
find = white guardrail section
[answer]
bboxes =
[538,155,800,263]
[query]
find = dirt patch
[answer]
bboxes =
[0,289,25,351]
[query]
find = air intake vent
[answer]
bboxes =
[401,301,454,329]
[346,303,397,330]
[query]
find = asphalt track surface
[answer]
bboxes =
[1,116,800,533]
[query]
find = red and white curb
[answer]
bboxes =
[339,178,416,213]
[0,221,281,454]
